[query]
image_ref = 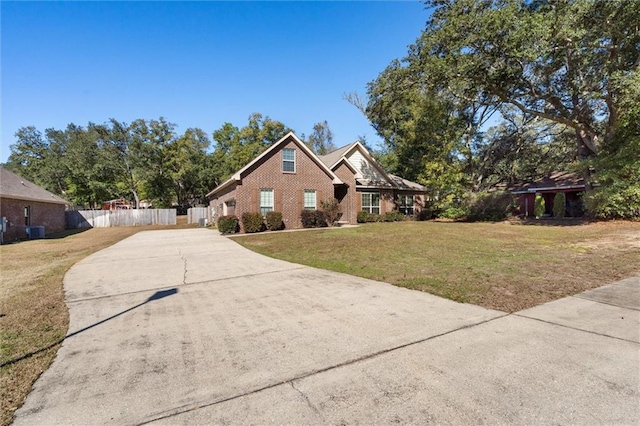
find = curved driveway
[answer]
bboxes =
[14,229,639,424]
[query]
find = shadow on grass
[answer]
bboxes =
[0,288,177,368]
[45,228,91,239]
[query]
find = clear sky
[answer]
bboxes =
[1,1,429,163]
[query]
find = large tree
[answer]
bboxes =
[306,121,336,155]
[413,0,639,161]
[210,113,293,184]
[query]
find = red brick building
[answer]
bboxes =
[509,172,586,217]
[0,167,69,242]
[207,133,427,231]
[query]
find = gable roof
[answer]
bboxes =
[206,132,343,198]
[0,167,68,205]
[507,172,586,194]
[319,142,427,192]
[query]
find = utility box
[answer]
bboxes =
[198,218,207,227]
[27,226,45,239]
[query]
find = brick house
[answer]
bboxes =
[206,132,427,231]
[508,172,586,217]
[0,167,69,241]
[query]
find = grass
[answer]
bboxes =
[0,218,197,426]
[235,220,640,313]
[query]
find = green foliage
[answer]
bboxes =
[439,207,467,220]
[383,212,405,222]
[241,212,265,233]
[305,121,336,155]
[211,113,293,184]
[6,117,213,209]
[320,198,342,226]
[581,67,640,220]
[553,193,566,218]
[265,211,284,231]
[466,192,514,222]
[359,0,639,219]
[300,210,327,228]
[534,195,546,218]
[217,215,239,234]
[357,211,382,223]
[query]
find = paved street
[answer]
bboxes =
[14,229,639,425]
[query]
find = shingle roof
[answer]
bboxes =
[206,132,343,198]
[0,167,68,205]
[319,144,427,192]
[507,172,586,193]
[317,144,354,168]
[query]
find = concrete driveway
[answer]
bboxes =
[14,229,639,425]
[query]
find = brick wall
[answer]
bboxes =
[333,163,357,224]
[0,197,66,241]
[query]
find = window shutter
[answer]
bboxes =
[380,193,386,214]
[356,192,362,211]
[297,190,303,212]
[317,190,323,208]
[275,190,282,212]
[252,189,258,212]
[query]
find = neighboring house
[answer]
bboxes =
[102,199,132,210]
[508,172,586,217]
[0,167,69,241]
[206,132,427,231]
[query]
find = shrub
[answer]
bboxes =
[534,194,546,218]
[301,210,327,228]
[320,198,342,226]
[314,210,328,227]
[241,212,265,233]
[357,210,369,223]
[466,191,515,222]
[383,212,405,222]
[416,209,432,221]
[265,211,284,231]
[552,193,566,218]
[440,207,467,220]
[217,215,239,234]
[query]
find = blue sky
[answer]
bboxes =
[1,1,429,163]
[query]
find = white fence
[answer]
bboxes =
[66,209,177,228]
[187,207,213,225]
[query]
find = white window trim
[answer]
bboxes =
[399,194,415,215]
[361,192,380,214]
[282,148,296,173]
[260,189,274,216]
[303,190,316,210]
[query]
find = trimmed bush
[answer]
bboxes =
[301,210,328,228]
[217,215,239,234]
[439,207,467,220]
[241,212,265,233]
[357,211,382,223]
[320,198,342,226]
[383,212,405,222]
[265,211,284,231]
[534,194,546,218]
[553,192,566,218]
[466,191,515,222]
[315,210,328,227]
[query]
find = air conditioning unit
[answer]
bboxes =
[27,226,45,239]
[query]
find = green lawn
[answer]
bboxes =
[234,220,640,313]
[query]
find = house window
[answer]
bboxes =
[361,192,380,214]
[282,148,295,172]
[260,189,274,216]
[304,190,316,210]
[399,194,415,215]
[24,206,31,227]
